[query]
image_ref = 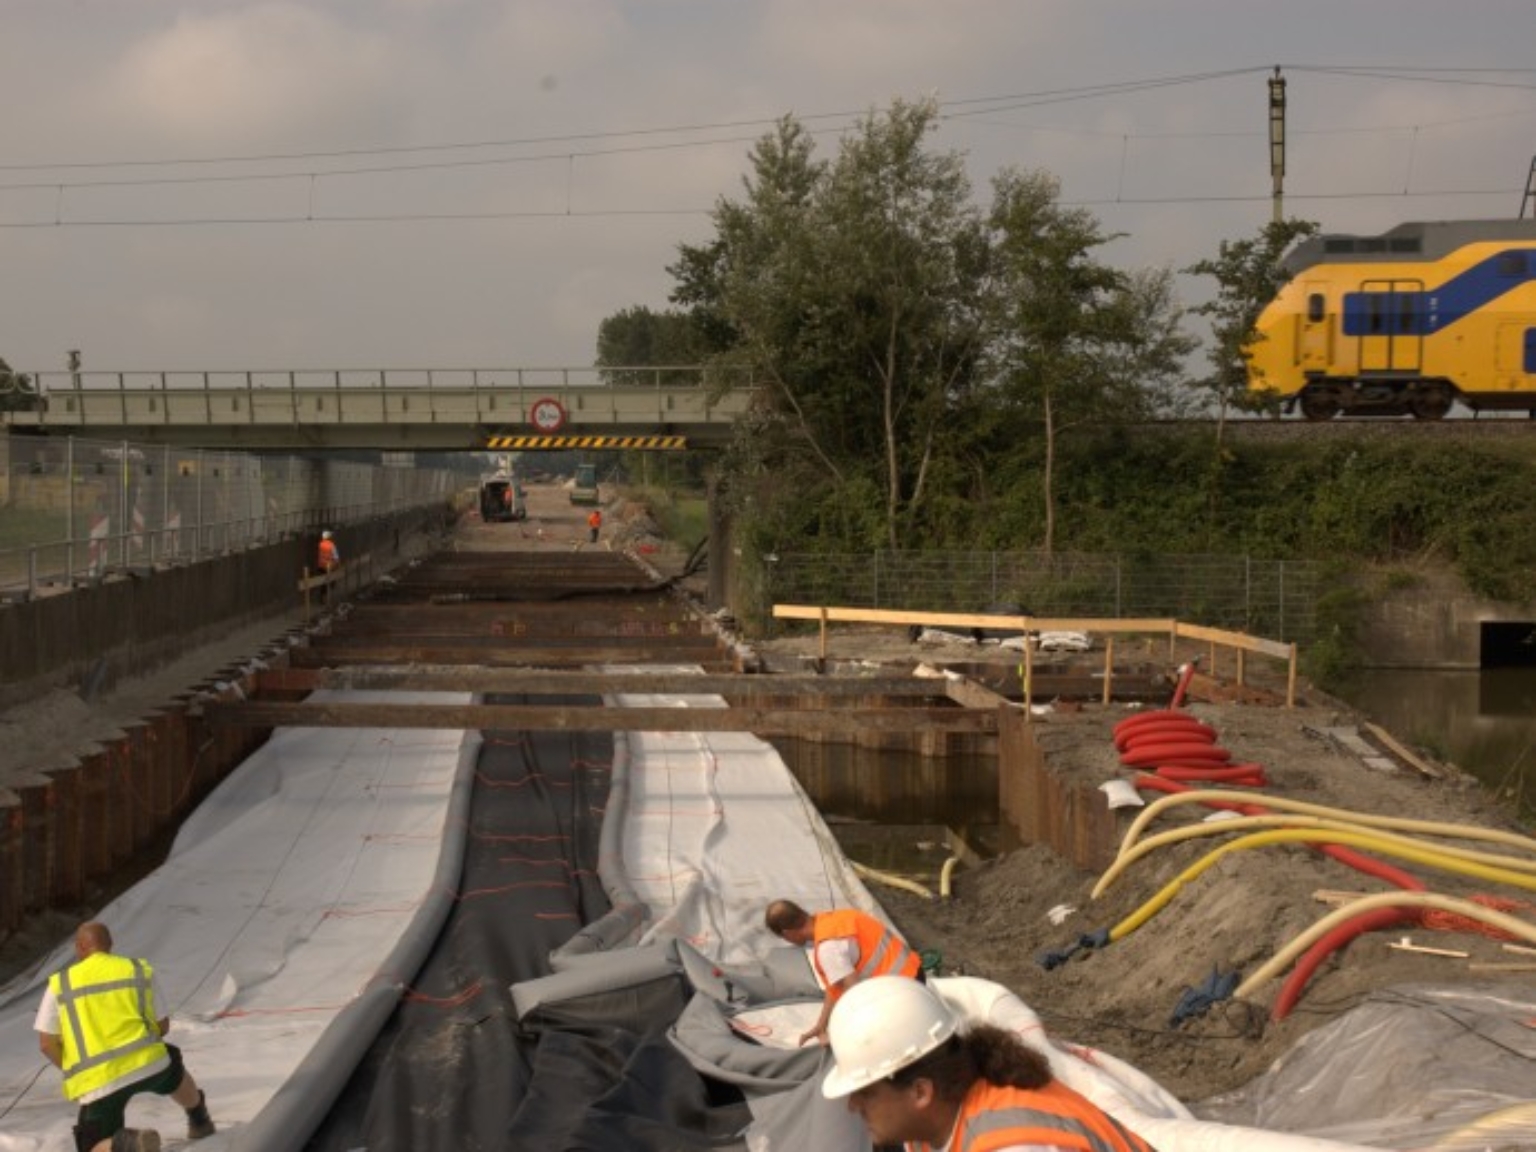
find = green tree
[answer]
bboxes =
[0,357,37,414]
[985,168,1190,553]
[595,306,706,386]
[672,100,989,550]
[1184,217,1318,434]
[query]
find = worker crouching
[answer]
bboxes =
[35,922,216,1152]
[822,976,1157,1151]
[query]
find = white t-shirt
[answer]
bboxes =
[811,935,860,988]
[35,971,171,1103]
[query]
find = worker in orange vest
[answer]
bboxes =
[765,899,922,1047]
[823,977,1156,1151]
[317,530,340,572]
[587,508,602,544]
[316,531,340,606]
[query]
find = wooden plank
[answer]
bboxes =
[202,701,999,735]
[1173,621,1293,660]
[254,667,953,698]
[773,605,1174,635]
[288,644,733,668]
[941,676,1012,711]
[1362,721,1446,780]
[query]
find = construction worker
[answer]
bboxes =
[765,899,921,1047]
[587,507,602,544]
[35,922,216,1152]
[822,976,1156,1151]
[317,530,340,573]
[316,530,340,605]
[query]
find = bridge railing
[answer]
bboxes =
[5,366,758,432]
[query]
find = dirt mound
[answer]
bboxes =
[873,700,1530,1104]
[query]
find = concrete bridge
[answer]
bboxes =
[1,366,755,451]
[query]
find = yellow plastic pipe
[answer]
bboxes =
[1429,1101,1536,1150]
[1116,789,1536,863]
[1092,813,1536,901]
[1235,891,1536,999]
[1108,828,1536,944]
[850,859,936,901]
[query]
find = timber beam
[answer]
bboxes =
[254,667,958,699]
[201,701,1000,736]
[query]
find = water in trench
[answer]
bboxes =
[1335,667,1536,821]
[769,738,999,890]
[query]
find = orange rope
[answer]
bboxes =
[1421,894,1535,940]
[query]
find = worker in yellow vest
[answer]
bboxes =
[35,922,216,1152]
[765,898,922,1047]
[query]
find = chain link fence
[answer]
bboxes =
[0,433,461,597]
[762,550,1318,644]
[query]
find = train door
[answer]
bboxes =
[1495,323,1536,395]
[1298,280,1332,371]
[1352,278,1424,374]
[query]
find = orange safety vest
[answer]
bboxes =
[588,510,602,529]
[811,909,920,1002]
[911,1079,1157,1152]
[317,538,339,571]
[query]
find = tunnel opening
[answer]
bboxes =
[1480,621,1536,669]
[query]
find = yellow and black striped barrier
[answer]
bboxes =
[484,434,687,451]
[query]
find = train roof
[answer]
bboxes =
[1282,219,1536,274]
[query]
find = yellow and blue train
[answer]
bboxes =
[1246,220,1536,419]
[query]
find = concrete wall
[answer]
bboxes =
[1354,565,1533,669]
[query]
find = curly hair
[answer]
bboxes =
[890,1024,1052,1103]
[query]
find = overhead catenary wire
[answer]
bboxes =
[2,65,1532,228]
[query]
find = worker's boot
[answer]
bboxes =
[110,1130,161,1152]
[186,1090,217,1139]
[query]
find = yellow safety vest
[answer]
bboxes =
[49,953,167,1101]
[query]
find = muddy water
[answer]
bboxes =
[770,738,999,886]
[1337,668,1536,818]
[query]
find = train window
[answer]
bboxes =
[1357,239,1386,253]
[1498,252,1527,277]
[1366,295,1386,333]
[1307,293,1325,322]
[1324,239,1354,254]
[1397,294,1417,333]
[1389,239,1421,253]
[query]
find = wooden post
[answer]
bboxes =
[1236,646,1247,686]
[1022,640,1034,723]
[1102,636,1114,705]
[1286,643,1298,708]
[818,606,828,662]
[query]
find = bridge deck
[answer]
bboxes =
[1,367,754,450]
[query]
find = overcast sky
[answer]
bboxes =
[3,1,1534,379]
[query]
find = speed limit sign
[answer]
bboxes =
[529,396,568,433]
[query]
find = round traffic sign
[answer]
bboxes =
[529,396,567,433]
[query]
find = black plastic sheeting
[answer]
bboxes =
[303,694,751,1151]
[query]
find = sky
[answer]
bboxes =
[3,0,1535,380]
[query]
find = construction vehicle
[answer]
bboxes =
[569,463,599,506]
[479,473,526,521]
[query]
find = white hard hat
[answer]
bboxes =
[821,976,956,1099]
[322,530,332,539]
